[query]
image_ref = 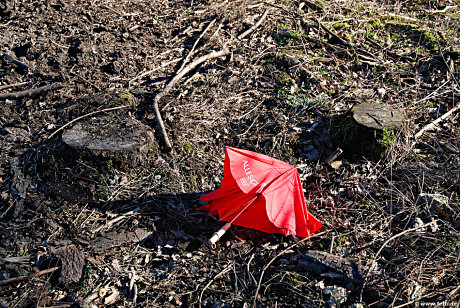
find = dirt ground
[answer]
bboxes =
[0,0,459,307]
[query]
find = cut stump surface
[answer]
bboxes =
[62,117,154,152]
[352,103,404,130]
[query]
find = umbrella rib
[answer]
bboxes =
[219,194,260,222]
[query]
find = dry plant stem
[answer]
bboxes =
[0,83,62,100]
[92,209,138,234]
[412,103,460,144]
[360,220,438,301]
[252,231,328,308]
[199,261,234,307]
[152,49,230,151]
[47,105,130,140]
[0,266,60,286]
[238,9,270,40]
[0,81,30,91]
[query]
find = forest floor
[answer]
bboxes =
[0,0,459,307]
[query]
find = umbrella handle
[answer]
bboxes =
[208,222,232,246]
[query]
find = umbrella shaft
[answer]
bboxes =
[209,222,232,245]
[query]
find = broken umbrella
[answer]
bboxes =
[199,147,322,245]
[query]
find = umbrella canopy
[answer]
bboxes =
[199,147,322,239]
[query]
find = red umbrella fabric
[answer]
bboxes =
[199,147,322,241]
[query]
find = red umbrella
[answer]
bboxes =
[199,147,322,244]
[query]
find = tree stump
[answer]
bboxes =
[330,103,405,160]
[62,117,154,152]
[352,103,404,130]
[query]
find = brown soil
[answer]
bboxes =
[1,1,459,307]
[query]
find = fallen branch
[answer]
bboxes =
[0,83,62,100]
[0,266,60,286]
[151,9,270,151]
[252,231,328,307]
[92,208,139,234]
[317,20,378,60]
[128,57,182,89]
[178,18,217,73]
[152,49,230,151]
[412,103,460,144]
[47,105,130,140]
[425,5,458,13]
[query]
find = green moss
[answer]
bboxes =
[420,30,439,50]
[275,72,295,86]
[385,20,419,30]
[365,18,382,31]
[332,22,352,30]
[113,90,135,106]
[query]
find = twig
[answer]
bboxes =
[425,5,458,13]
[3,54,29,71]
[252,231,328,307]
[2,255,31,263]
[0,81,30,91]
[0,83,62,100]
[317,20,378,60]
[360,220,438,301]
[238,9,270,40]
[0,266,60,286]
[47,105,130,140]
[178,19,217,73]
[70,65,101,91]
[152,49,230,151]
[199,262,234,307]
[128,57,182,89]
[92,209,138,234]
[324,147,343,163]
[412,103,460,144]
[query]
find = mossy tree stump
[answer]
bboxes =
[331,103,404,160]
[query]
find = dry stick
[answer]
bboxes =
[360,220,438,301]
[153,9,270,151]
[238,9,270,40]
[252,231,328,308]
[152,49,230,151]
[92,208,139,234]
[0,266,60,286]
[317,21,378,60]
[0,83,62,100]
[199,262,234,307]
[324,147,343,164]
[0,81,30,91]
[128,57,182,89]
[3,53,29,71]
[178,18,217,73]
[412,103,460,145]
[47,105,130,140]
